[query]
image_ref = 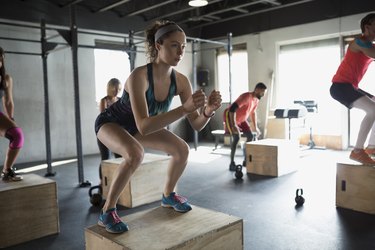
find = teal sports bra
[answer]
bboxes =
[145,63,177,116]
[109,63,177,117]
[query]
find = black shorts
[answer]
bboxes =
[94,109,139,136]
[330,83,373,109]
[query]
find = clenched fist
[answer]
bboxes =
[205,90,222,115]
[182,89,206,114]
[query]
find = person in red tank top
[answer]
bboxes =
[330,13,375,165]
[223,82,267,171]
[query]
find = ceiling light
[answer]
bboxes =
[189,0,208,7]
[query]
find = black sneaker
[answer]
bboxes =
[229,161,236,171]
[2,168,22,182]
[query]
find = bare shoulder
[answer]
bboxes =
[125,65,148,92]
[133,65,147,73]
[349,39,361,52]
[127,65,147,81]
[350,37,374,53]
[174,69,189,82]
[174,69,191,94]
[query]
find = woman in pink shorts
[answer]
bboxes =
[0,47,24,181]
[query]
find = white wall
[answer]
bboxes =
[0,21,194,164]
[200,12,371,148]
[0,24,100,163]
[1,12,371,164]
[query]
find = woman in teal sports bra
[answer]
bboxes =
[94,20,222,234]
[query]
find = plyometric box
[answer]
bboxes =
[336,162,375,215]
[101,153,170,208]
[245,139,299,176]
[85,205,243,250]
[0,174,59,248]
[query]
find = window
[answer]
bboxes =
[278,38,341,135]
[217,44,248,103]
[94,49,131,103]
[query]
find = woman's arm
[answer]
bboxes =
[128,67,205,136]
[99,97,106,113]
[350,39,375,58]
[177,73,222,131]
[3,74,14,119]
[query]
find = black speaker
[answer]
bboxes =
[274,108,307,118]
[288,108,306,118]
[274,109,289,118]
[197,69,209,87]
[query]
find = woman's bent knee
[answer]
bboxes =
[171,140,189,163]
[5,127,24,149]
[125,147,144,170]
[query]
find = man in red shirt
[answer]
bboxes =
[330,13,375,165]
[223,82,267,170]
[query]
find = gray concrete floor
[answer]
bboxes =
[4,143,375,250]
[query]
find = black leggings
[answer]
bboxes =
[230,132,254,162]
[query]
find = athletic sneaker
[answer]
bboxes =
[98,208,129,234]
[229,161,236,171]
[349,149,375,165]
[161,192,192,213]
[365,147,375,156]
[1,168,22,181]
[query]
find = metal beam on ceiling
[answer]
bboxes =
[95,0,132,13]
[179,0,280,25]
[123,0,178,17]
[60,0,86,8]
[233,8,250,14]
[189,0,314,30]
[260,0,281,6]
[146,0,224,23]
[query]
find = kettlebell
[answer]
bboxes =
[295,188,305,206]
[235,164,243,179]
[89,185,103,206]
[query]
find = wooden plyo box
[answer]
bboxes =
[0,174,59,248]
[101,153,170,208]
[85,205,243,250]
[336,162,375,215]
[245,139,299,176]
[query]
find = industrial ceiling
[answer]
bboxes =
[0,0,373,39]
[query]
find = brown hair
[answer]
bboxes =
[145,20,184,62]
[361,13,375,33]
